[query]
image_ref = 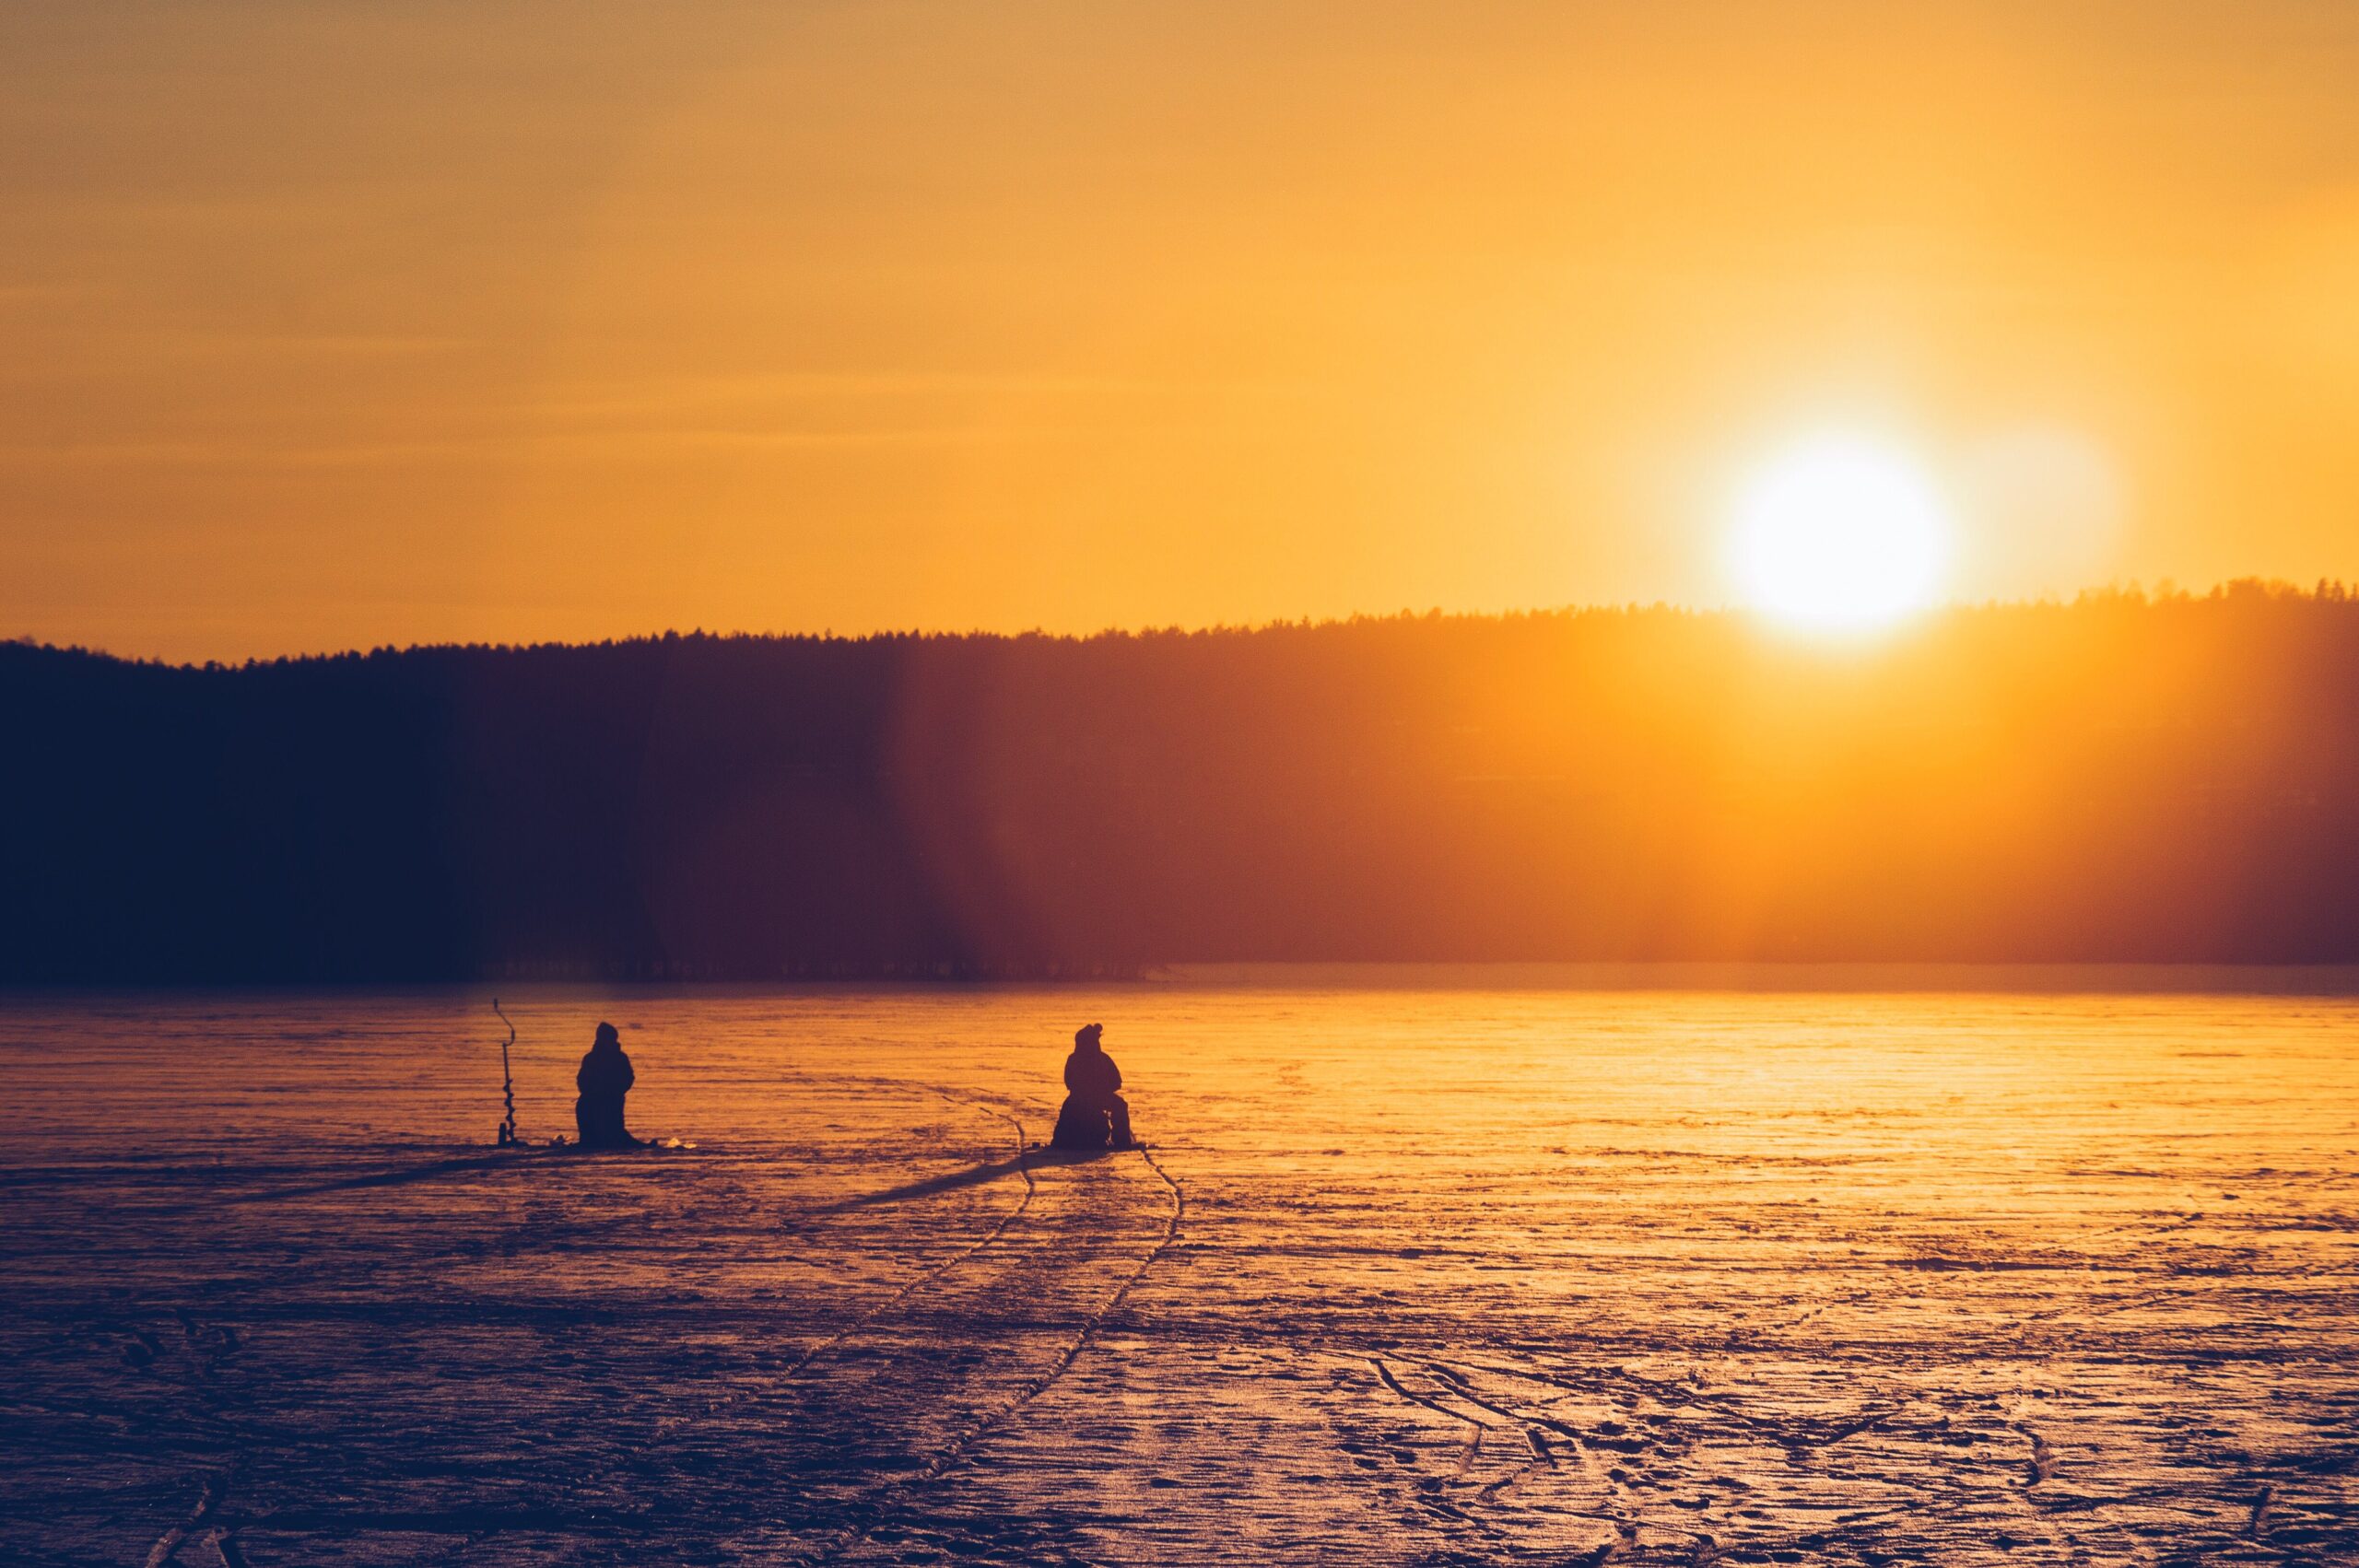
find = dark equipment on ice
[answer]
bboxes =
[492,998,520,1146]
[575,1023,640,1149]
[1050,1023,1136,1151]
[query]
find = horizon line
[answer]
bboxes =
[9,575,2352,672]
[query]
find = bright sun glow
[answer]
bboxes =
[1727,435,1954,634]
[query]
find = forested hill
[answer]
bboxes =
[6,585,2358,981]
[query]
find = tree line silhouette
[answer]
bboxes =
[6,582,2357,982]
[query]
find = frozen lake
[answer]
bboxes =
[4,972,2356,1565]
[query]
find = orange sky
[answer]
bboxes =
[5,2,2357,661]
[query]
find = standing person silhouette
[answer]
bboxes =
[574,1023,640,1149]
[1051,1023,1134,1150]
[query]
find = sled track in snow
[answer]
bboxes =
[643,1083,1040,1426]
[768,1091,1039,1384]
[794,1141,1186,1564]
[135,1308,252,1567]
[370,1084,1050,1568]
[902,1142,1185,1483]
[419,1085,1042,1563]
[141,1475,225,1568]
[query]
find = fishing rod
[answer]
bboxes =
[492,998,519,1146]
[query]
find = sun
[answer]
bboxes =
[1726,434,1954,635]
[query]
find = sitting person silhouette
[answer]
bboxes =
[574,1022,640,1148]
[1050,1023,1135,1150]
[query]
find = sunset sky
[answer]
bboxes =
[6,2,2358,661]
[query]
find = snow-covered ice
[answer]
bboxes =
[4,977,2355,1565]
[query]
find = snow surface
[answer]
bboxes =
[3,979,2356,1565]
